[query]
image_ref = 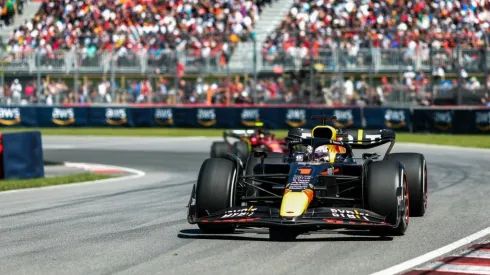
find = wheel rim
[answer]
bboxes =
[404,174,410,225]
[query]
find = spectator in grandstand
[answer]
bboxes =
[1,0,16,26]
[466,76,482,91]
[262,0,489,67]
[4,0,275,71]
[10,78,21,104]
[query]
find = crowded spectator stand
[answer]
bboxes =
[0,0,487,107]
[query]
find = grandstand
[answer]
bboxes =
[0,0,488,107]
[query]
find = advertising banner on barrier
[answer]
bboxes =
[0,105,487,134]
[89,107,134,127]
[363,107,411,131]
[0,107,37,127]
[36,107,89,127]
[411,108,490,134]
[308,107,362,129]
[473,109,490,133]
[413,109,456,133]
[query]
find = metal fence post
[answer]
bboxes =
[309,33,314,104]
[429,45,433,94]
[36,51,41,100]
[74,50,79,97]
[252,32,258,104]
[484,34,489,91]
[111,46,116,102]
[456,39,462,105]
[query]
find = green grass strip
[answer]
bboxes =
[0,127,489,149]
[0,173,114,192]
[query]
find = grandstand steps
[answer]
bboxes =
[227,0,294,73]
[0,1,42,41]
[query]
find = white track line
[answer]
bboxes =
[0,162,146,195]
[371,226,490,275]
[397,142,490,153]
[42,145,77,149]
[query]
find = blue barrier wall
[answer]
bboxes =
[0,106,488,134]
[1,131,44,179]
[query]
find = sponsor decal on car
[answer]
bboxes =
[0,107,21,126]
[105,108,127,125]
[289,175,311,190]
[154,108,174,126]
[296,162,323,165]
[51,108,75,126]
[285,109,306,127]
[297,167,312,175]
[197,108,216,127]
[221,206,258,218]
[384,109,406,129]
[331,208,371,221]
[294,153,305,161]
[241,109,261,127]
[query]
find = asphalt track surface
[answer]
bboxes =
[0,136,489,275]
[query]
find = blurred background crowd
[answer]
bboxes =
[0,0,488,107]
[263,0,488,60]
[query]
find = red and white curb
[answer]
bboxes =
[64,162,129,175]
[402,242,490,275]
[372,227,490,275]
[0,162,146,195]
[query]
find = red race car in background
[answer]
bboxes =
[210,122,288,162]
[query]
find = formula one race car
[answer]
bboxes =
[188,116,428,241]
[210,122,287,162]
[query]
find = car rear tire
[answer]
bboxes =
[366,160,409,236]
[233,141,249,163]
[386,153,427,217]
[210,141,230,158]
[195,158,238,234]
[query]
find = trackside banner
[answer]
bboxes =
[412,108,490,134]
[0,106,488,134]
[363,107,412,132]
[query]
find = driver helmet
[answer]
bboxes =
[314,145,330,162]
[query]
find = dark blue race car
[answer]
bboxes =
[187,116,428,241]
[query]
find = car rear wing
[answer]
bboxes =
[337,129,396,157]
[339,129,395,146]
[223,129,255,144]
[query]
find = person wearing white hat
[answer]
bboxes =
[10,79,22,104]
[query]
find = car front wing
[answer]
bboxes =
[188,204,395,229]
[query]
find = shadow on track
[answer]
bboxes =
[177,229,393,242]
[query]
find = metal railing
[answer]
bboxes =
[0,46,488,75]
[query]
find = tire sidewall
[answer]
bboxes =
[387,153,427,216]
[195,158,238,218]
[366,160,409,234]
[211,141,230,158]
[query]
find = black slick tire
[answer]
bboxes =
[233,141,249,163]
[386,153,427,217]
[366,160,409,236]
[210,141,230,158]
[195,158,238,234]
